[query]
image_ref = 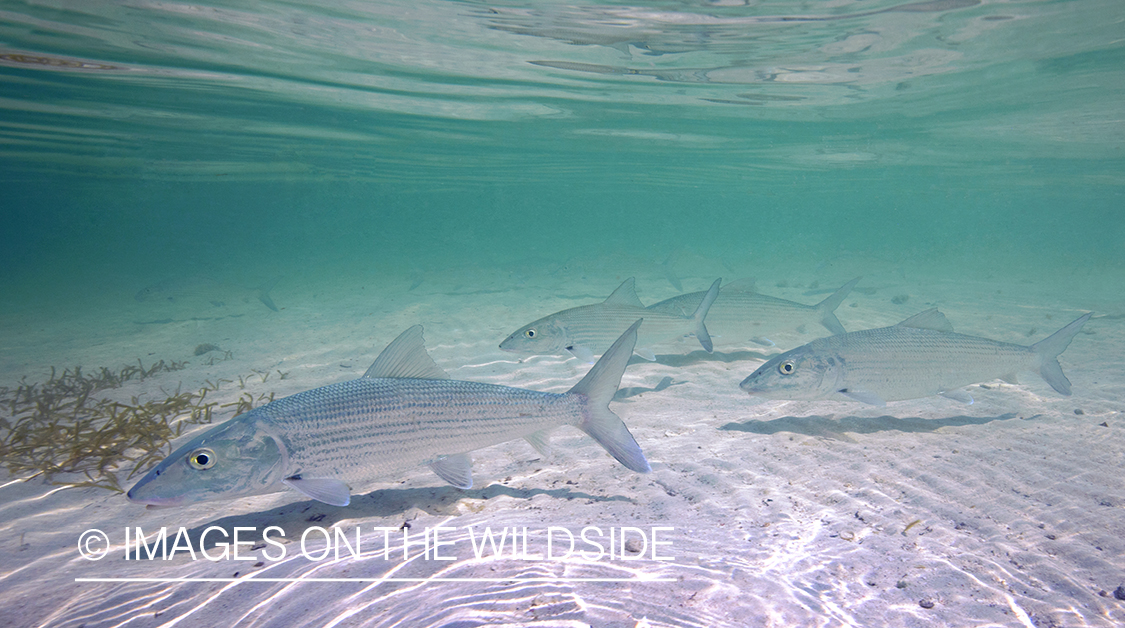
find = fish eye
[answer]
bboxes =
[778,361,796,376]
[188,448,217,470]
[524,329,536,338]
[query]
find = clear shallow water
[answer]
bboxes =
[1,1,1123,627]
[2,0,1122,294]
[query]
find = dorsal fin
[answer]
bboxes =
[895,308,953,332]
[364,325,450,380]
[723,277,756,293]
[603,278,644,308]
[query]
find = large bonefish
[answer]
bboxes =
[128,321,650,508]
[739,309,1091,406]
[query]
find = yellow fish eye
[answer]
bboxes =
[524,329,536,338]
[188,448,217,470]
[778,361,796,375]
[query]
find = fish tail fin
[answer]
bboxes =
[661,251,683,292]
[568,319,650,472]
[691,278,722,353]
[257,277,281,312]
[816,277,860,335]
[1029,313,1092,395]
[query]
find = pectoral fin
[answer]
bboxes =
[635,347,657,361]
[837,388,886,406]
[283,476,351,507]
[939,389,974,404]
[566,344,596,363]
[429,453,473,489]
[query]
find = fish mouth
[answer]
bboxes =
[739,378,764,394]
[126,474,185,507]
[498,340,525,353]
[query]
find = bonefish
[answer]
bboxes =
[128,321,650,508]
[647,277,859,348]
[500,277,721,362]
[739,309,1091,405]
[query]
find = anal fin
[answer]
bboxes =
[524,430,553,458]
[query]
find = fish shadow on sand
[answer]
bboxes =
[134,314,246,325]
[614,375,684,401]
[167,483,630,552]
[721,413,1025,439]
[638,349,774,368]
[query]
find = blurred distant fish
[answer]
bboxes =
[500,277,721,362]
[647,277,859,348]
[134,275,279,312]
[659,251,682,292]
[739,309,1092,405]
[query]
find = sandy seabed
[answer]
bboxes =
[1,253,1122,628]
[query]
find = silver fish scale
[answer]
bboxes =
[254,378,580,485]
[820,326,1036,399]
[651,291,817,334]
[554,305,692,352]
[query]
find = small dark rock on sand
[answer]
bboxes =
[919,598,935,609]
[891,294,909,304]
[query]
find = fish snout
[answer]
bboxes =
[739,375,764,394]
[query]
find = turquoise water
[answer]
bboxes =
[2,2,1125,627]
[2,0,1122,304]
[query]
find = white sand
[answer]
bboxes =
[1,255,1123,628]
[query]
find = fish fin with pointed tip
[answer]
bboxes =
[603,277,645,308]
[691,278,722,353]
[283,477,351,506]
[1029,313,1091,395]
[429,453,473,489]
[837,389,886,406]
[722,277,756,293]
[940,390,974,404]
[661,252,683,292]
[896,308,954,332]
[635,347,656,361]
[257,277,281,312]
[524,430,553,458]
[364,325,450,380]
[566,344,596,363]
[569,319,650,473]
[816,277,860,335]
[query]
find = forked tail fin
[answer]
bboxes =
[1030,313,1092,395]
[568,319,650,472]
[691,278,722,353]
[816,277,860,335]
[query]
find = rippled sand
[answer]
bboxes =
[1,256,1123,627]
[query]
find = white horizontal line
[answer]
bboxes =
[76,577,674,583]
